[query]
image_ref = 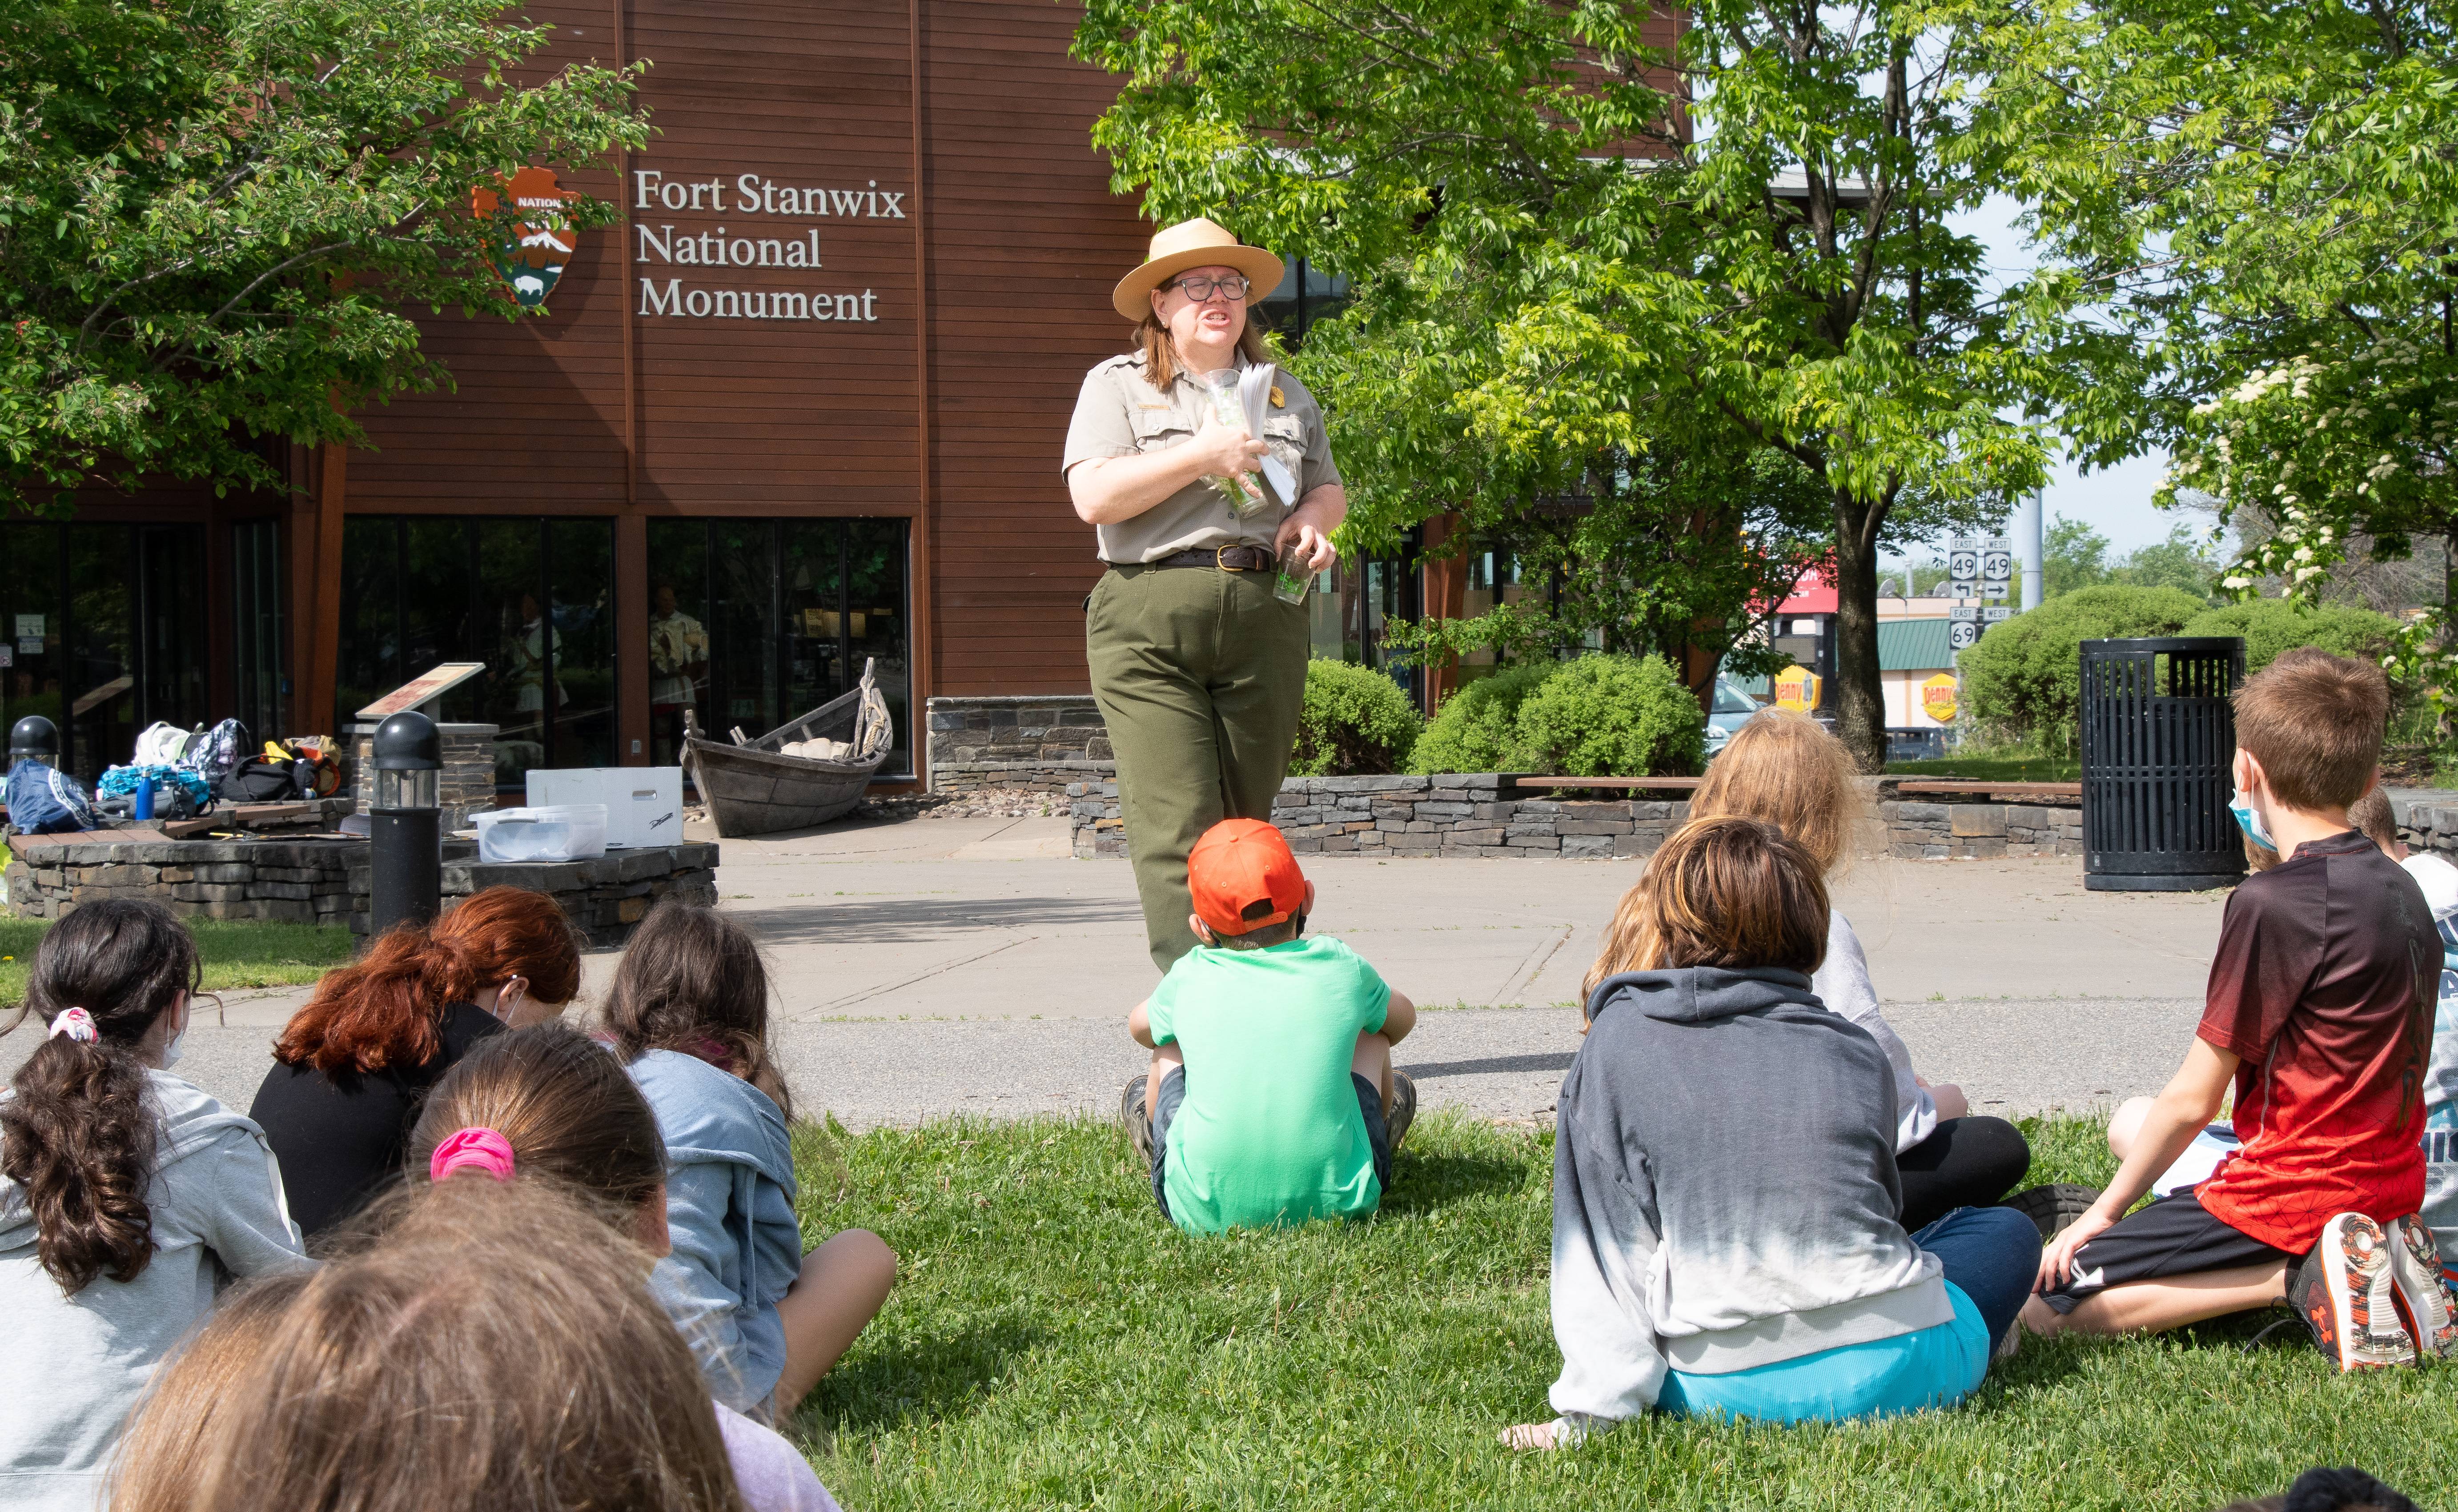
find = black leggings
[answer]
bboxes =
[1898,1116,2032,1233]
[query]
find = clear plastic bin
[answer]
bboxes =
[475,804,609,862]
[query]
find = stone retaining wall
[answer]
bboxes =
[1069,775,2088,861]
[5,838,361,922]
[926,695,1113,796]
[2393,802,2458,868]
[5,834,720,947]
[344,842,721,946]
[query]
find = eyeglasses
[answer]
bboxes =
[1168,275,1251,302]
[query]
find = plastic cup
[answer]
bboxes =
[1197,369,1268,515]
[1273,543,1311,605]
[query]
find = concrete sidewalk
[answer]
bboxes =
[12,814,2225,1131]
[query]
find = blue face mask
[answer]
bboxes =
[2229,790,2278,852]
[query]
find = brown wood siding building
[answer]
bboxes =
[9,0,1152,789]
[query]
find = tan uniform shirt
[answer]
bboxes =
[1061,350,1341,564]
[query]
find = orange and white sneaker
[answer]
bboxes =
[2291,1213,2417,1371]
[2386,1215,2458,1360]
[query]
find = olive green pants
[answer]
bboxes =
[1086,564,1309,973]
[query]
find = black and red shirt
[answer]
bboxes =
[2197,831,2436,1252]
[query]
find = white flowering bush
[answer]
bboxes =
[2164,335,2458,719]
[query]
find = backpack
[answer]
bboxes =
[4,759,99,834]
[181,718,249,787]
[218,756,303,804]
[132,721,197,767]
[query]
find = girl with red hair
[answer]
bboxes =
[248,886,580,1235]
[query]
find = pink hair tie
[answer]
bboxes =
[429,1127,517,1183]
[46,1008,98,1044]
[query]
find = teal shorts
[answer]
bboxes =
[1655,1281,1990,1425]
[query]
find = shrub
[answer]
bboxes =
[1959,585,2208,742]
[1512,653,1704,777]
[1406,662,1554,775]
[1289,658,1423,776]
[2178,600,2401,677]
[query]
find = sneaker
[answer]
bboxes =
[1998,1183,2101,1243]
[1120,1075,1153,1165]
[1385,1071,1418,1155]
[2290,1212,2416,1371]
[2386,1214,2458,1360]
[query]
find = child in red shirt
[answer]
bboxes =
[2025,650,2457,1369]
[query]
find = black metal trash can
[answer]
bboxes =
[2081,636,2247,892]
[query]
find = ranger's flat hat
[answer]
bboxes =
[1111,217,1286,322]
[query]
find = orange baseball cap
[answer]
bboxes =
[1187,819,1307,937]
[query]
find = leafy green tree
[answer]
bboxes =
[2113,524,2224,601]
[1965,0,2458,713]
[1074,0,2096,771]
[1368,419,1834,706]
[1958,585,2207,744]
[2044,514,2112,597]
[2,0,647,513]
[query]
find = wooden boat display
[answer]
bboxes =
[682,660,893,838]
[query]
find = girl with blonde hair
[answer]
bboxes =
[1685,709,2031,1228]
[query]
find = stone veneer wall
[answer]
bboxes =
[5,836,719,948]
[2390,802,2458,869]
[5,838,361,922]
[1070,775,2088,861]
[926,695,1113,796]
[344,842,721,946]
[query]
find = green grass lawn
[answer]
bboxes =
[787,1112,2453,1510]
[0,915,352,1007]
[1888,754,2083,783]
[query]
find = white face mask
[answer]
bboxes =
[2230,788,2278,852]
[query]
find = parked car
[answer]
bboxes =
[1703,675,1763,757]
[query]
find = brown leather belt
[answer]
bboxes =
[1116,545,1274,572]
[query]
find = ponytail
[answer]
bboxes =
[1,899,200,1294]
[274,888,581,1075]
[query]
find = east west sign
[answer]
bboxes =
[629,168,901,324]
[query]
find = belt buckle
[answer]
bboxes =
[1215,545,1254,572]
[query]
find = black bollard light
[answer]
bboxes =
[9,714,60,768]
[368,710,442,936]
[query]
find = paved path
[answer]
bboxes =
[9,815,2226,1130]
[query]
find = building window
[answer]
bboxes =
[231,518,286,744]
[0,521,209,784]
[1255,257,1353,348]
[644,518,912,778]
[336,516,617,792]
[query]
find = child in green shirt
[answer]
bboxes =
[1121,819,1418,1233]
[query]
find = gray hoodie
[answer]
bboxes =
[0,1070,311,1512]
[1548,967,1949,1422]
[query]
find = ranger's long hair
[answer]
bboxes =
[1582,817,1831,1011]
[1,899,199,1293]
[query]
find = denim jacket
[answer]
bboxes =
[629,1049,802,1412]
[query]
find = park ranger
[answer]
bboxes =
[1062,217,1347,971]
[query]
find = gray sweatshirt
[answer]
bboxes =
[1810,910,1940,1153]
[1548,967,1950,1422]
[0,1070,311,1512]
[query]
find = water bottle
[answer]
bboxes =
[133,778,155,822]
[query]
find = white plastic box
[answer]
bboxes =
[476,805,608,862]
[524,767,685,850]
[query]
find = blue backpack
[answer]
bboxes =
[4,759,99,834]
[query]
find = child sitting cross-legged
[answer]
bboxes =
[2025,649,2458,1368]
[1506,816,2040,1447]
[1121,818,1418,1233]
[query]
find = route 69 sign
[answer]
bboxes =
[1948,620,1980,650]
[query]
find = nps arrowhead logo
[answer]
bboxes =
[474,167,578,309]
